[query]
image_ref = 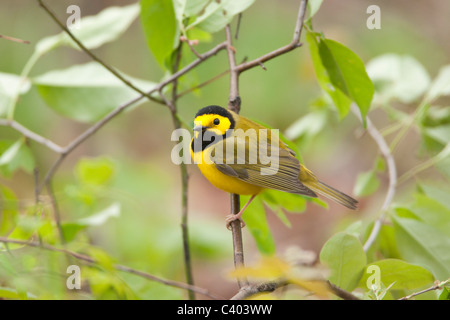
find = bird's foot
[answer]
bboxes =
[225,214,246,230]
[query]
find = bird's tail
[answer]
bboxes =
[304,179,358,210]
[299,166,358,210]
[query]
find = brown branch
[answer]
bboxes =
[230,279,360,300]
[0,34,30,44]
[37,0,163,105]
[37,41,227,194]
[0,236,222,299]
[230,280,288,300]
[224,0,309,290]
[0,119,64,153]
[398,279,449,300]
[234,0,308,73]
[225,24,248,289]
[159,45,196,299]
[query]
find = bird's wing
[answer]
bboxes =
[210,135,317,197]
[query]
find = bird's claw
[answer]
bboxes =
[225,214,246,230]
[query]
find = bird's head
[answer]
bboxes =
[193,105,235,137]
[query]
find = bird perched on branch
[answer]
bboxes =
[190,105,357,228]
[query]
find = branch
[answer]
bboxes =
[37,41,227,193]
[0,237,222,299]
[225,24,248,288]
[230,279,360,300]
[351,105,397,252]
[0,34,30,44]
[37,0,163,105]
[159,44,196,299]
[234,0,308,73]
[224,0,309,289]
[230,280,288,300]
[0,119,64,153]
[398,278,449,300]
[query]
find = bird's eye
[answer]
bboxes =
[213,118,220,125]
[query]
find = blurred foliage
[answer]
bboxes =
[0,0,449,300]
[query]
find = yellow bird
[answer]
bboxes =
[190,105,357,228]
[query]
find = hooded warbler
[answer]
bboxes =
[190,105,357,228]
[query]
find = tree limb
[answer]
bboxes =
[351,105,397,252]
[0,236,222,300]
[0,119,64,153]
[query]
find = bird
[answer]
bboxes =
[190,105,358,228]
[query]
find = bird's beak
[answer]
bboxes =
[193,125,206,132]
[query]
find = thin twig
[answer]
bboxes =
[230,279,359,300]
[0,119,64,153]
[37,42,228,193]
[160,44,196,299]
[351,105,397,252]
[234,0,308,73]
[0,34,30,44]
[398,279,449,300]
[230,280,288,300]
[0,237,222,299]
[176,69,230,99]
[37,0,163,105]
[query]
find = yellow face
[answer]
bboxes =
[193,113,232,138]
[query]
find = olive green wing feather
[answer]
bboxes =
[211,135,317,197]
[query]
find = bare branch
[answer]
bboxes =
[0,34,30,44]
[224,24,248,289]
[0,236,223,299]
[0,119,64,153]
[37,0,163,105]
[230,279,360,300]
[351,105,397,252]
[399,279,449,300]
[235,0,308,73]
[230,280,288,300]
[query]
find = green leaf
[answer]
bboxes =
[284,109,328,141]
[423,125,450,146]
[75,157,115,186]
[425,65,450,103]
[261,189,307,214]
[33,62,156,123]
[0,140,22,166]
[187,0,255,33]
[359,259,434,291]
[366,54,431,104]
[140,0,178,69]
[306,32,352,118]
[419,183,450,210]
[61,223,87,243]
[393,215,450,280]
[317,38,374,119]
[406,194,450,237]
[307,0,323,20]
[0,287,36,300]
[35,4,139,56]
[0,140,35,177]
[320,232,366,291]
[242,196,276,255]
[0,186,18,236]
[439,287,450,300]
[0,72,31,117]
[353,169,380,197]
